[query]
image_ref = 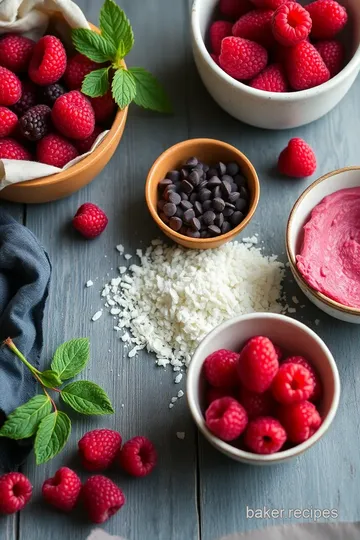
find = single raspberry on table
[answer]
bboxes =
[272,362,315,404]
[0,107,18,137]
[0,138,32,160]
[29,35,67,85]
[19,104,51,141]
[75,125,103,154]
[119,436,157,477]
[72,202,109,239]
[239,387,275,419]
[279,400,322,443]
[238,336,279,393]
[52,90,95,140]
[12,80,37,116]
[82,475,125,524]
[219,0,253,20]
[250,0,295,8]
[40,82,66,106]
[272,3,312,47]
[232,10,275,49]
[209,21,233,55]
[286,41,330,90]
[78,428,122,471]
[65,53,106,90]
[315,40,345,77]
[206,385,236,406]
[244,416,287,454]
[89,91,116,124]
[249,63,288,92]
[203,349,239,387]
[42,467,81,512]
[278,137,317,178]
[205,397,248,441]
[0,34,34,73]
[37,134,78,168]
[219,37,268,80]
[306,0,348,40]
[283,356,322,401]
[0,472,32,514]
[0,67,22,106]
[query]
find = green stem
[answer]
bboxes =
[4,338,41,376]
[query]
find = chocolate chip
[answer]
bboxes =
[179,226,187,235]
[240,186,249,200]
[226,162,240,176]
[222,174,233,185]
[200,231,211,238]
[190,193,198,204]
[181,168,189,179]
[198,180,208,190]
[193,165,204,177]
[194,201,203,216]
[180,200,193,210]
[235,198,247,211]
[213,197,225,212]
[189,217,201,230]
[207,167,218,179]
[159,178,173,190]
[234,174,247,187]
[225,202,235,209]
[180,192,189,201]
[221,180,232,198]
[213,186,221,198]
[221,221,231,234]
[214,212,224,228]
[231,211,244,227]
[189,170,200,186]
[231,183,238,193]
[181,179,193,194]
[169,217,183,231]
[208,224,221,236]
[159,212,169,224]
[157,199,165,212]
[198,189,212,202]
[186,229,200,238]
[166,170,180,183]
[183,208,196,222]
[168,191,181,205]
[202,200,213,212]
[186,157,198,167]
[223,207,234,217]
[163,202,177,217]
[202,163,209,173]
[175,207,184,218]
[207,176,221,188]
[203,210,216,225]
[217,162,226,176]
[229,192,240,203]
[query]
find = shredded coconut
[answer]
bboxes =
[91,310,103,322]
[116,244,124,254]
[176,432,185,440]
[86,280,94,288]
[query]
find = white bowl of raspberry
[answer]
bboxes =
[191,0,360,129]
[187,313,340,465]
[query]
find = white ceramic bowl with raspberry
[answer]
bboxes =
[191,0,360,129]
[187,313,340,465]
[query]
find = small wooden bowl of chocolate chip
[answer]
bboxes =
[145,138,260,249]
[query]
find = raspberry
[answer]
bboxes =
[37,134,78,168]
[0,107,18,137]
[0,472,32,514]
[0,138,32,160]
[238,336,279,393]
[89,91,116,124]
[239,387,275,419]
[272,362,315,404]
[12,80,37,116]
[274,344,283,360]
[29,35,67,85]
[78,428,122,471]
[52,90,95,140]
[0,35,34,73]
[306,0,348,40]
[209,21,233,55]
[72,202,109,239]
[251,0,294,8]
[42,467,81,512]
[232,10,275,49]
[272,3,312,47]
[65,54,106,90]
[0,67,21,106]
[278,137,317,178]
[19,104,51,141]
[219,37,268,80]
[315,40,344,77]
[119,436,157,477]
[205,397,248,441]
[219,0,253,19]
[203,349,239,387]
[286,40,330,90]
[279,400,321,443]
[75,125,103,154]
[206,386,236,406]
[210,53,220,65]
[249,63,288,91]
[244,417,287,454]
[82,475,125,524]
[40,83,66,106]
[283,356,322,401]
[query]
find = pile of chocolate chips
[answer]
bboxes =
[157,157,250,238]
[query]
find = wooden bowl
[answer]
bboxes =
[145,138,260,249]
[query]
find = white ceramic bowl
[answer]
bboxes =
[191,0,360,129]
[187,313,340,465]
[287,166,360,323]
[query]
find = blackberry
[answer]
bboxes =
[19,104,51,141]
[40,83,66,106]
[12,81,37,116]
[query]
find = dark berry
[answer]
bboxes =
[12,81,37,116]
[19,105,51,141]
[40,83,66,106]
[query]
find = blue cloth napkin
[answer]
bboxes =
[0,210,51,471]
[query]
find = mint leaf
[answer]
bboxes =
[51,338,90,381]
[72,28,116,63]
[35,411,71,465]
[111,68,136,109]
[100,0,134,58]
[82,67,109,97]
[38,370,62,388]
[61,381,114,415]
[0,396,52,440]
[129,68,172,113]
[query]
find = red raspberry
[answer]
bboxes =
[52,90,95,140]
[72,202,109,239]
[278,137,317,178]
[89,91,116,124]
[239,387,275,419]
[78,428,122,471]
[219,37,268,80]
[0,35,34,73]
[249,63,288,91]
[279,400,321,443]
[306,0,348,40]
[272,362,315,404]
[65,54,106,90]
[238,336,279,393]
[206,386,236,406]
[0,472,32,514]
[283,356,322,401]
[210,53,220,65]
[286,41,330,90]
[272,3,312,47]
[219,0,253,19]
[82,475,125,524]
[12,80,37,116]
[274,344,283,360]
[0,138,31,160]
[42,467,81,512]
[232,10,275,49]
[0,67,21,106]
[203,349,239,387]
[244,416,287,454]
[251,0,295,8]
[29,35,67,85]
[315,40,344,77]
[37,134,78,168]
[210,21,233,55]
[75,125,103,154]
[0,107,18,137]
[119,436,157,477]
[205,397,248,441]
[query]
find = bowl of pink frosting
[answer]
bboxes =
[287,166,360,323]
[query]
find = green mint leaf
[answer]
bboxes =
[72,28,116,63]
[100,0,134,57]
[51,338,90,381]
[60,381,114,415]
[129,67,172,113]
[111,68,136,109]
[38,370,62,388]
[0,395,52,440]
[82,67,109,97]
[35,411,71,465]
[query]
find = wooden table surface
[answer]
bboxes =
[1,0,360,539]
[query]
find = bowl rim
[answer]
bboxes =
[186,312,341,463]
[145,138,260,245]
[286,166,360,316]
[191,0,360,101]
